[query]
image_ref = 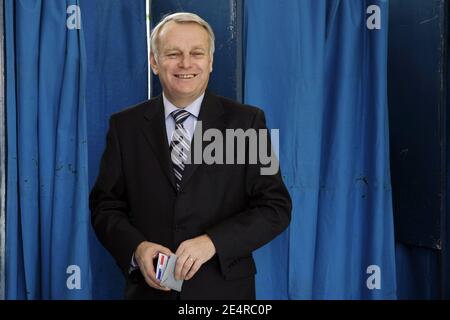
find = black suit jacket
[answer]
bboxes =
[89,91,292,299]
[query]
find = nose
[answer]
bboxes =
[178,53,192,68]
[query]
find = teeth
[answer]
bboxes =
[176,74,196,79]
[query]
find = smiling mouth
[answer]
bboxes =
[174,74,198,79]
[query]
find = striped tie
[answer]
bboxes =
[170,109,191,190]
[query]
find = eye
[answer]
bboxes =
[166,53,180,58]
[192,52,205,57]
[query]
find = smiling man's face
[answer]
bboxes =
[150,21,213,108]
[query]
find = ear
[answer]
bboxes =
[209,56,213,73]
[150,53,159,75]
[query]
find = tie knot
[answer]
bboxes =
[171,109,191,125]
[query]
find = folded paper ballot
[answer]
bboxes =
[158,253,184,292]
[156,253,169,281]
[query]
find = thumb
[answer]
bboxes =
[158,246,173,256]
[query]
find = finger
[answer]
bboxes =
[185,260,201,281]
[175,244,185,257]
[145,275,171,291]
[157,245,173,256]
[144,257,162,284]
[141,265,171,291]
[143,258,166,289]
[143,273,163,289]
[180,257,195,279]
[175,254,190,280]
[138,245,172,291]
[145,258,158,282]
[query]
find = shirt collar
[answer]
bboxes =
[163,93,204,120]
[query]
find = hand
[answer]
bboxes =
[174,234,216,281]
[134,241,173,291]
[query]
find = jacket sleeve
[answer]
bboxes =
[206,109,292,277]
[89,116,147,275]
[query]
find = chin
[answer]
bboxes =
[176,88,199,96]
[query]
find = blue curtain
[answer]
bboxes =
[5,0,91,299]
[5,0,147,299]
[5,0,398,300]
[80,0,148,299]
[244,0,397,299]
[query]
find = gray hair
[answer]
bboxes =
[150,12,215,62]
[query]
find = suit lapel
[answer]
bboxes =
[140,92,226,192]
[141,96,177,190]
[180,91,225,189]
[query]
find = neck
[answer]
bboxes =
[163,92,205,109]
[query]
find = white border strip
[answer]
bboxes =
[0,0,6,301]
[146,0,152,99]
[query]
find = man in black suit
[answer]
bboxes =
[89,12,291,300]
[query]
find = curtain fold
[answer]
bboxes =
[80,0,148,299]
[244,0,397,299]
[4,0,398,300]
[6,0,91,299]
[5,0,148,300]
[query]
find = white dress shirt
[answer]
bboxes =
[163,93,204,144]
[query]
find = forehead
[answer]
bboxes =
[158,21,210,49]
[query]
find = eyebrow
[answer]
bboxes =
[162,46,208,53]
[162,47,180,51]
[191,46,207,51]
